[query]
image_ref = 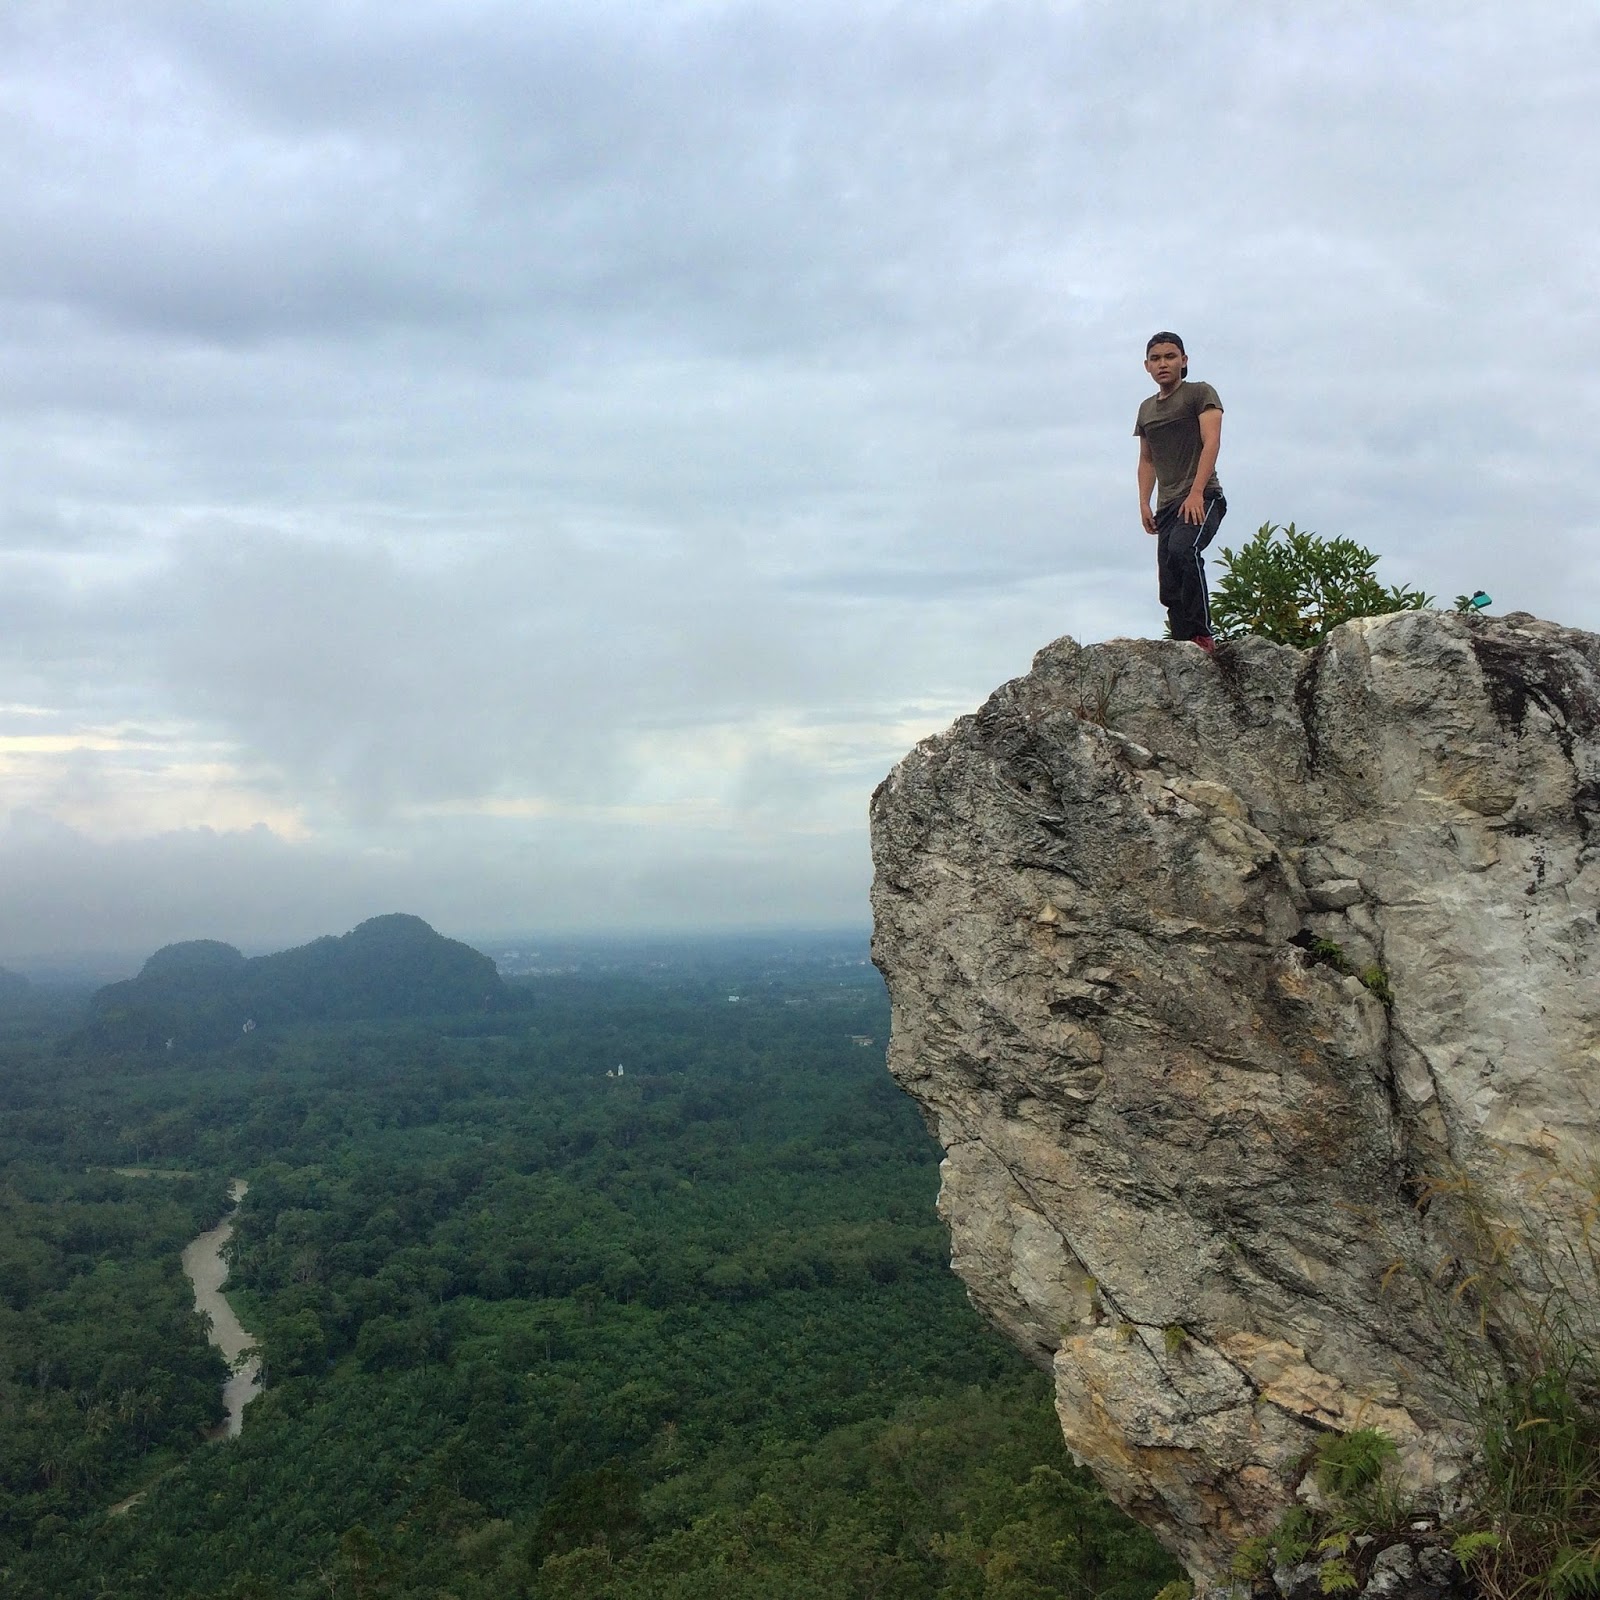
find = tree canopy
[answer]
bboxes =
[0,939,1177,1598]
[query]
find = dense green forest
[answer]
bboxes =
[0,934,1177,1598]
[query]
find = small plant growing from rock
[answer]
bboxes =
[1547,1543,1600,1597]
[1314,1428,1402,1528]
[1230,1431,1407,1594]
[1066,660,1126,728]
[1229,1535,1271,1582]
[1317,1552,1358,1594]
[1272,1504,1321,1567]
[1225,1501,1361,1596]
[1295,936,1395,1006]
[1390,1161,1600,1600]
[1162,1323,1189,1356]
[1357,965,1394,1007]
[1451,1530,1502,1565]
[1309,937,1350,969]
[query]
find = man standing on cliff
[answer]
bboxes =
[1135,332,1226,653]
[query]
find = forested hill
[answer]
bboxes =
[0,964,34,1009]
[80,914,514,1049]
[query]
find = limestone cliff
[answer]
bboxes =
[870,610,1600,1590]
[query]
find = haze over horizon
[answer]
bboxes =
[3,2,1595,963]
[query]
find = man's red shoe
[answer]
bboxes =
[1193,634,1216,655]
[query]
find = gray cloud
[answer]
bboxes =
[0,1,1595,960]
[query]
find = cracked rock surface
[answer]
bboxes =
[869,610,1600,1590]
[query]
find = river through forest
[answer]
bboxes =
[178,1179,262,1439]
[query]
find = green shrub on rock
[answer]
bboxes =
[1209,522,1431,648]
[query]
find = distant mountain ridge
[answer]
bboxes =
[84,914,512,1049]
[0,964,35,1015]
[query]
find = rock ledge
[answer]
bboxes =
[870,611,1600,1591]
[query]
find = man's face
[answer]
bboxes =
[1144,342,1184,390]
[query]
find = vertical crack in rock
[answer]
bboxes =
[1293,644,1326,775]
[870,611,1600,1591]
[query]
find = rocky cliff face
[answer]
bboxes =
[870,611,1600,1590]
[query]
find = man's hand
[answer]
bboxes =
[1180,408,1223,524]
[1141,504,1157,535]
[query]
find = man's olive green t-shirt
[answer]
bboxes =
[1134,380,1224,509]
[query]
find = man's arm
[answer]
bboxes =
[1179,407,1222,524]
[1137,436,1157,534]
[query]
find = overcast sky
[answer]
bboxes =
[1,1,1595,966]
